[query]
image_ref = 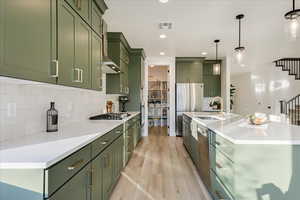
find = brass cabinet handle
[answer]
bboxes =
[67,159,84,170]
[216,162,223,169]
[74,68,81,82]
[50,60,59,78]
[76,0,82,10]
[215,190,225,199]
[215,141,221,146]
[100,141,108,145]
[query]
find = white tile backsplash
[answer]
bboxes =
[0,76,119,142]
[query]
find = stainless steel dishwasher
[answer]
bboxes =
[197,124,211,191]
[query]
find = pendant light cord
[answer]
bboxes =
[216,42,218,61]
[239,18,241,47]
[293,0,295,11]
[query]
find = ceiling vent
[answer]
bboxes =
[159,22,172,30]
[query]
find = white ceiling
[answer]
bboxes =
[104,0,300,74]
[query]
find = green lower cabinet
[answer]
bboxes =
[209,131,300,200]
[91,32,103,91]
[91,154,104,200]
[0,0,56,84]
[49,163,91,200]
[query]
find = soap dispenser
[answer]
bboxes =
[47,102,58,132]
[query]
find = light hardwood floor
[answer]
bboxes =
[110,127,209,200]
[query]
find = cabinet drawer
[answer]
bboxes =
[210,131,234,159]
[65,0,91,23]
[210,146,234,195]
[92,125,123,158]
[211,170,234,200]
[45,144,91,197]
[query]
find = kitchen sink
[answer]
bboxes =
[89,113,131,120]
[196,115,225,121]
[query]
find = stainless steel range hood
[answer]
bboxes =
[102,57,120,74]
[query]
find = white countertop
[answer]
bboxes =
[184,112,300,145]
[0,112,140,169]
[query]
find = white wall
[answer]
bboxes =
[221,57,231,112]
[146,56,176,136]
[0,76,119,142]
[231,66,300,115]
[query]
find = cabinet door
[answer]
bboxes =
[0,0,56,83]
[102,148,113,200]
[91,154,103,200]
[91,32,102,91]
[119,60,126,94]
[65,0,91,23]
[49,163,91,200]
[57,1,76,87]
[91,1,102,35]
[73,19,91,88]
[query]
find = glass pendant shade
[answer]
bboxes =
[285,0,300,38]
[213,63,221,75]
[235,47,245,64]
[288,17,299,38]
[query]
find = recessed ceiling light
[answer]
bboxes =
[160,52,165,56]
[150,65,155,68]
[159,0,169,3]
[201,52,207,56]
[160,34,167,39]
[241,64,246,67]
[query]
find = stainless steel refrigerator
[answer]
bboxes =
[176,83,204,136]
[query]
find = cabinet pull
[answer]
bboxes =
[76,0,82,10]
[215,190,225,200]
[67,159,84,170]
[216,162,223,169]
[80,69,83,83]
[50,60,59,77]
[74,68,81,82]
[116,130,121,134]
[100,141,108,145]
[215,141,221,146]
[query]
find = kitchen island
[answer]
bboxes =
[183,112,300,200]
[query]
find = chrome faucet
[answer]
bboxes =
[211,96,224,113]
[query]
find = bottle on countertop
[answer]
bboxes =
[47,102,58,132]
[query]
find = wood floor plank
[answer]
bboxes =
[110,127,209,200]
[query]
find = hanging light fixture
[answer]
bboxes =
[285,0,300,38]
[234,14,245,64]
[213,39,221,75]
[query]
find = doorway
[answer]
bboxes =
[148,65,170,135]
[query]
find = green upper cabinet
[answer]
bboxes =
[65,0,91,23]
[91,32,103,91]
[91,1,102,36]
[203,61,221,97]
[176,57,204,83]
[0,0,57,84]
[126,49,146,111]
[106,32,131,95]
[0,0,108,91]
[57,0,91,89]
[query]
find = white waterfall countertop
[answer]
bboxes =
[183,112,300,145]
[0,112,140,169]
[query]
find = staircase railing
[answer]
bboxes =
[274,58,300,80]
[280,94,300,125]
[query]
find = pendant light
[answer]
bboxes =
[235,14,245,64]
[213,39,221,75]
[285,0,300,38]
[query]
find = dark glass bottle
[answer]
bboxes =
[47,102,58,132]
